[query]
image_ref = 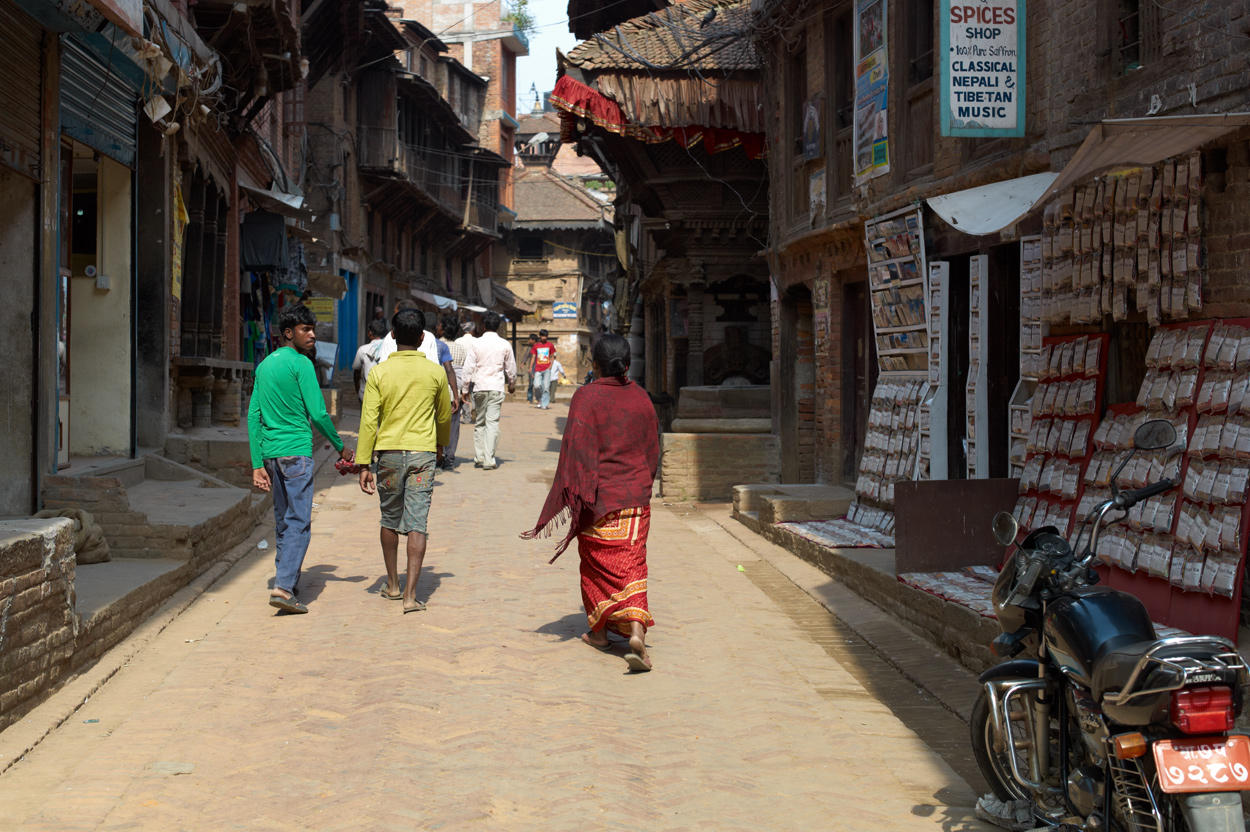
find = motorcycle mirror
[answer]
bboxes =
[991,511,1020,547]
[1133,418,1177,451]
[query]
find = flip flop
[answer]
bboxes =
[269,594,308,614]
[380,586,403,600]
[624,653,652,672]
[581,632,612,652]
[403,600,427,614]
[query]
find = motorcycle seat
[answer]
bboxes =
[1093,639,1230,701]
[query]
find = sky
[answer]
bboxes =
[513,0,578,115]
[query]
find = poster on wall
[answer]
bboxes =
[939,0,1026,136]
[802,94,823,160]
[172,185,188,302]
[809,168,826,225]
[306,297,335,323]
[853,0,890,184]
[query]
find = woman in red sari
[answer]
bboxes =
[523,334,660,671]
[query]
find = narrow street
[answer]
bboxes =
[0,403,988,831]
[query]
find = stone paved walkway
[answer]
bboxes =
[0,402,989,831]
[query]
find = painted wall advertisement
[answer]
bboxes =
[853,0,890,184]
[939,0,1026,136]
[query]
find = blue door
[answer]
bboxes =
[337,271,359,370]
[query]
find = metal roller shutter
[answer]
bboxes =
[60,36,137,167]
[0,0,42,179]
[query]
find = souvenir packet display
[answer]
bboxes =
[1092,319,1250,602]
[866,210,929,374]
[1038,153,1203,330]
[1019,236,1045,379]
[897,571,996,618]
[854,378,927,512]
[1012,334,1110,537]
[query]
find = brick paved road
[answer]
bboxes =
[0,402,990,831]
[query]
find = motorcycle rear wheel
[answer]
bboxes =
[972,689,1032,803]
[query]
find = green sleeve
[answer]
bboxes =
[435,375,452,447]
[248,383,264,469]
[297,361,343,451]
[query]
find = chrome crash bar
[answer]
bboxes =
[1102,636,1248,706]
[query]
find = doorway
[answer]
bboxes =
[841,277,877,484]
[779,284,815,483]
[59,139,132,458]
[337,271,359,370]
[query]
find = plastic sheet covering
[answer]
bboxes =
[928,114,1250,236]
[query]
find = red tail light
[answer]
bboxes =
[1170,686,1235,734]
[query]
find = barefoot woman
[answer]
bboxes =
[524,334,660,671]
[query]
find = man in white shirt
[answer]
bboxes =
[371,300,441,365]
[454,320,477,425]
[352,319,389,400]
[547,358,567,405]
[461,312,517,470]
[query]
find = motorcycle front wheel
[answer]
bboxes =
[971,689,1031,802]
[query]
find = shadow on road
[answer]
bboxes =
[535,611,591,641]
[294,564,369,603]
[364,567,453,605]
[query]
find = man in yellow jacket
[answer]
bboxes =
[357,307,451,613]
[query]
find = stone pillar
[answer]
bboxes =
[686,282,705,387]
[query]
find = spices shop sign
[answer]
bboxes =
[939,0,1026,137]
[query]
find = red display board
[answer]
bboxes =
[1012,334,1111,540]
[1090,319,1250,642]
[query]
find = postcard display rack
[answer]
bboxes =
[922,261,950,481]
[1011,333,1110,546]
[1080,320,1250,641]
[966,256,990,478]
[849,208,933,537]
[1008,237,1045,478]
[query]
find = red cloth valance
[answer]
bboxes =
[550,75,766,160]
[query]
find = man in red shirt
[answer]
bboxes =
[529,329,557,409]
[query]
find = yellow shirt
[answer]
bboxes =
[357,351,452,459]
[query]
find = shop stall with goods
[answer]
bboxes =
[898,151,1246,642]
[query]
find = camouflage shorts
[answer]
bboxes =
[375,450,436,535]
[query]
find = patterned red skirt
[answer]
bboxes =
[577,506,654,635]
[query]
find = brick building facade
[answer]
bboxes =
[757,0,1250,495]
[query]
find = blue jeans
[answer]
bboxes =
[533,368,551,407]
[526,372,535,402]
[266,455,315,594]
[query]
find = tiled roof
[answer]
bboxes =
[517,112,562,137]
[566,0,756,73]
[513,164,608,228]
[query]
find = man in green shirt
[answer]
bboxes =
[248,304,353,614]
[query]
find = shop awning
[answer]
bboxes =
[411,288,458,310]
[240,184,314,221]
[490,280,536,314]
[927,113,1250,236]
[307,271,346,300]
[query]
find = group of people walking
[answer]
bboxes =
[247,304,660,670]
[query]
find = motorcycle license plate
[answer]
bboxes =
[1153,735,1250,793]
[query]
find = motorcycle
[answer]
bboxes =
[973,418,1250,832]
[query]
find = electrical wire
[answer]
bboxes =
[1151,0,1250,41]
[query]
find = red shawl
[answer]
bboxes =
[522,377,660,560]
